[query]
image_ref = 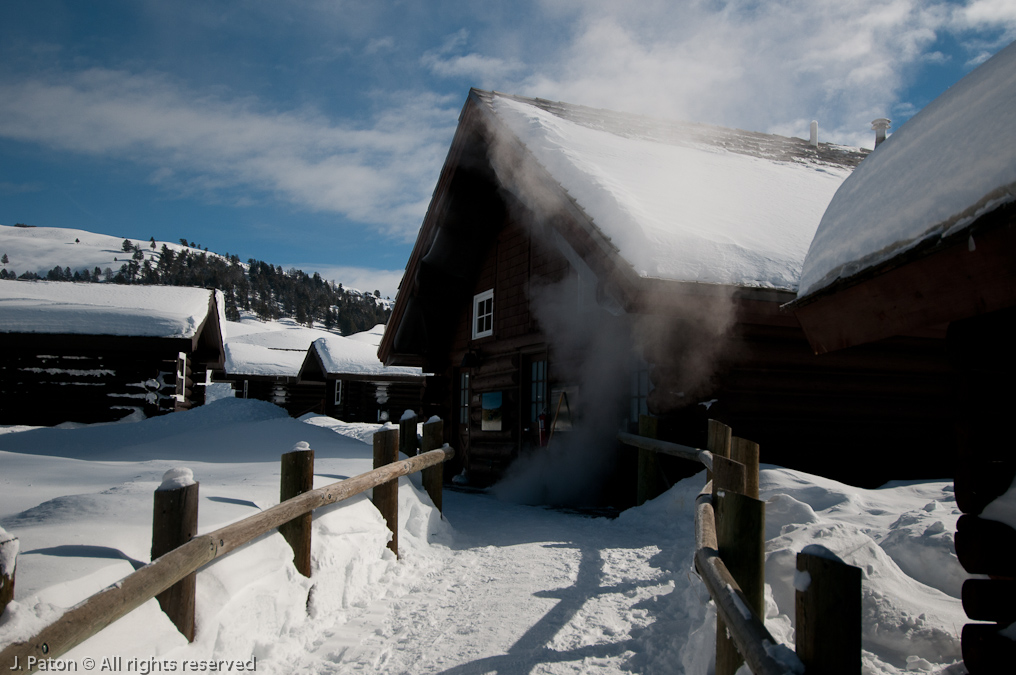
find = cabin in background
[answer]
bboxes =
[380,89,954,490]
[0,280,224,425]
[788,42,1016,673]
[222,342,325,417]
[298,331,425,423]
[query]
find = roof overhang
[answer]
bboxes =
[788,202,1016,354]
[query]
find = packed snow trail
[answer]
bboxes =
[295,488,698,674]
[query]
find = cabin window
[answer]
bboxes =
[630,357,651,426]
[529,360,547,424]
[334,380,343,406]
[472,289,494,339]
[481,391,503,431]
[459,372,470,425]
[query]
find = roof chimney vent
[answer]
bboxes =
[810,120,818,147]
[871,118,891,148]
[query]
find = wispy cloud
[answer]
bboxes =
[0,69,457,240]
[0,181,43,195]
[421,29,525,85]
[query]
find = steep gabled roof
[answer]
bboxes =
[479,90,864,290]
[380,89,865,364]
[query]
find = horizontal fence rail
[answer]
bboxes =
[0,444,453,670]
[615,431,714,472]
[620,417,860,675]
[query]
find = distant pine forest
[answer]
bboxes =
[1,237,391,335]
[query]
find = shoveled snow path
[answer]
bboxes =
[298,489,691,674]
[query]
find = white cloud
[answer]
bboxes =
[0,69,457,241]
[516,0,1014,147]
[365,36,396,55]
[421,29,525,85]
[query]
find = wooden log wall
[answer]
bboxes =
[948,307,1016,672]
[647,321,954,487]
[0,350,188,425]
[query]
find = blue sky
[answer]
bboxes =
[1,1,1014,297]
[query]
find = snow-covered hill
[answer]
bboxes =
[0,224,210,279]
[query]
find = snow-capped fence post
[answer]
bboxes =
[373,427,400,558]
[151,469,199,641]
[280,444,315,577]
[400,411,419,457]
[0,528,17,615]
[636,414,662,506]
[421,417,445,515]
[730,437,760,499]
[795,546,862,674]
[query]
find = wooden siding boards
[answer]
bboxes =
[382,89,951,488]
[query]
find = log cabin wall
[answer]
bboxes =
[642,295,954,488]
[433,209,572,484]
[325,378,424,424]
[0,346,194,425]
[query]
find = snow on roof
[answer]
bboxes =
[797,41,1016,299]
[485,93,862,291]
[225,321,338,350]
[311,335,423,378]
[224,342,306,378]
[345,324,387,347]
[0,280,214,338]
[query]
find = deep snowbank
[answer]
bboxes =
[1,400,971,673]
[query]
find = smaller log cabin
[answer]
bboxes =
[0,280,224,425]
[788,43,1016,673]
[298,333,426,424]
[380,89,955,490]
[222,342,325,417]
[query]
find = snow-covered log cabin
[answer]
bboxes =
[298,328,425,423]
[379,89,954,489]
[0,280,225,425]
[789,42,1016,673]
[222,341,325,416]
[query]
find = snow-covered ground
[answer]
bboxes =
[0,399,973,674]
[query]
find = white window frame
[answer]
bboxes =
[334,380,343,406]
[472,289,494,339]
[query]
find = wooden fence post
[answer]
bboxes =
[795,546,862,674]
[373,427,400,558]
[420,418,445,515]
[151,470,199,641]
[280,445,315,577]
[637,414,661,506]
[0,528,17,615]
[731,437,760,499]
[713,452,747,675]
[400,412,418,457]
[707,419,732,484]
[715,489,766,675]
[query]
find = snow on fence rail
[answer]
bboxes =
[619,417,862,675]
[0,417,452,673]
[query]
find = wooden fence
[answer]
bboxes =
[0,417,452,673]
[619,417,862,675]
